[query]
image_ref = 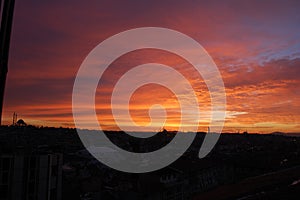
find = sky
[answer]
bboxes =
[3,0,300,133]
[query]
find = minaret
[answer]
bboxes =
[0,0,15,125]
[12,111,16,125]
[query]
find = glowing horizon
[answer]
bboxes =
[2,0,300,134]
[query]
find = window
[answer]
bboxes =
[0,185,8,198]
[2,171,9,183]
[2,158,10,171]
[30,157,36,169]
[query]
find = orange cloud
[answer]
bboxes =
[3,0,300,133]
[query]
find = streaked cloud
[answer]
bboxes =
[3,0,300,133]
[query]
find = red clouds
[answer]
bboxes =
[3,0,300,133]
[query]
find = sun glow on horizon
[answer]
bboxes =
[2,1,300,134]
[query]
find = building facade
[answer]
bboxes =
[0,153,62,200]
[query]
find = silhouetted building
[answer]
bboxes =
[16,119,27,126]
[0,154,63,200]
[243,131,248,135]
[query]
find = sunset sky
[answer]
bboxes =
[3,0,300,133]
